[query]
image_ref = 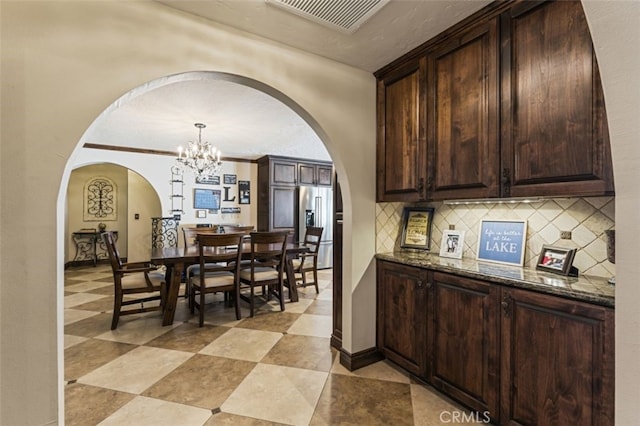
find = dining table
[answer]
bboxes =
[150,242,309,326]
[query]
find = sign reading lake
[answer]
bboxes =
[476,220,527,266]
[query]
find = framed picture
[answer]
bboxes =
[223,174,237,185]
[195,175,220,185]
[400,207,435,250]
[238,180,250,204]
[196,209,207,219]
[439,230,465,259]
[477,219,527,266]
[536,245,578,276]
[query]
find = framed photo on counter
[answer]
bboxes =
[400,207,435,250]
[477,219,527,266]
[440,230,465,259]
[536,245,578,276]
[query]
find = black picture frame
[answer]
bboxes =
[238,180,250,204]
[223,174,237,185]
[400,207,435,250]
[536,245,578,276]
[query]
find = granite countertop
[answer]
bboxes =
[376,251,615,308]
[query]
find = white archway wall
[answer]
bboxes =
[582,1,640,423]
[0,2,375,424]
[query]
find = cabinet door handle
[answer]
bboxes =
[502,168,511,197]
[417,178,425,193]
[417,280,423,287]
[502,292,512,317]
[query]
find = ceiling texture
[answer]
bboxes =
[83,0,491,162]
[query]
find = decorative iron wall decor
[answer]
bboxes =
[84,176,117,221]
[151,216,180,249]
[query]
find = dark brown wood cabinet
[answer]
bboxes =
[271,158,298,186]
[428,17,500,200]
[429,271,500,419]
[500,287,614,425]
[375,0,614,202]
[376,260,614,424]
[376,260,428,377]
[500,1,614,198]
[376,57,428,202]
[299,162,333,186]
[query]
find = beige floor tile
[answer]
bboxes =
[203,412,289,425]
[236,311,300,333]
[261,334,334,372]
[330,357,411,384]
[411,384,485,425]
[94,314,178,345]
[303,299,332,316]
[78,346,193,394]
[142,354,256,409]
[65,292,108,308]
[64,334,88,349]
[287,313,332,338]
[315,288,333,301]
[146,322,231,353]
[199,327,282,362]
[65,308,101,325]
[310,374,413,426]
[282,297,314,314]
[65,338,137,382]
[65,280,112,293]
[65,383,135,426]
[222,363,328,425]
[64,312,114,338]
[98,395,212,426]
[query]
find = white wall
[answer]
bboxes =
[0,2,376,424]
[127,169,162,263]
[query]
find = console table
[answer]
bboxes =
[71,230,117,266]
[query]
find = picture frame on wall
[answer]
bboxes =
[476,219,527,266]
[238,180,250,204]
[400,207,435,250]
[536,245,578,276]
[196,209,207,219]
[223,174,237,185]
[439,230,465,259]
[195,175,220,185]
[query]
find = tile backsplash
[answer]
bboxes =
[376,197,615,278]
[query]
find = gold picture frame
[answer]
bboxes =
[400,207,435,250]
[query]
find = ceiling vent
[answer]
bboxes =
[266,0,389,34]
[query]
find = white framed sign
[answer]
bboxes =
[476,219,527,266]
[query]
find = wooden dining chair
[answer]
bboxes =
[182,226,220,300]
[221,225,254,234]
[239,231,288,317]
[291,226,323,293]
[189,233,244,326]
[102,231,166,330]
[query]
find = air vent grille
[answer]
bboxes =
[266,0,389,34]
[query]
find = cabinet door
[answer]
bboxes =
[501,288,614,425]
[376,57,428,202]
[500,1,614,198]
[317,164,333,186]
[272,159,298,186]
[429,272,500,419]
[298,163,316,185]
[428,18,500,200]
[270,186,297,235]
[376,260,428,377]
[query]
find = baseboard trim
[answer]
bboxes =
[339,346,384,371]
[330,333,342,350]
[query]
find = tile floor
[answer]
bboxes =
[64,265,479,425]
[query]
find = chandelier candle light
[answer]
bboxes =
[176,123,223,179]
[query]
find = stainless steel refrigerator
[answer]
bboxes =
[298,185,333,269]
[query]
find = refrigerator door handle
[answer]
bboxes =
[315,196,322,227]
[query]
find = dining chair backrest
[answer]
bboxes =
[196,233,244,278]
[301,226,323,255]
[247,231,288,273]
[183,226,219,250]
[102,231,123,271]
[222,225,254,235]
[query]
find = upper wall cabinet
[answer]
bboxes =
[500,0,614,198]
[376,57,428,202]
[375,0,614,202]
[428,18,500,200]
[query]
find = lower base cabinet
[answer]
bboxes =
[429,271,500,419]
[500,288,614,425]
[376,260,614,425]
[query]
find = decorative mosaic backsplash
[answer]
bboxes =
[376,197,615,278]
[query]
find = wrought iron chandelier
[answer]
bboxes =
[176,123,222,179]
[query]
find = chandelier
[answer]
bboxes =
[176,123,222,179]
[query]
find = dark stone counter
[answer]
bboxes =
[376,251,614,308]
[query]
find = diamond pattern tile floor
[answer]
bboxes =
[64,265,476,425]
